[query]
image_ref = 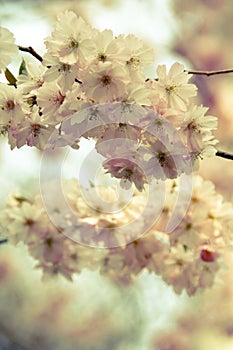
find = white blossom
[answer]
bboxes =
[0,27,18,72]
[153,62,197,110]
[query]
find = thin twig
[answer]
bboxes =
[146,67,233,82]
[186,69,233,77]
[216,150,233,160]
[0,238,8,245]
[18,45,43,62]
[16,47,233,77]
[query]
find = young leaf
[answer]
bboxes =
[19,59,27,75]
[4,68,17,86]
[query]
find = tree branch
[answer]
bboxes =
[186,68,233,77]
[18,45,43,62]
[17,48,233,78]
[0,238,8,245]
[146,68,233,82]
[6,50,233,162]
[216,150,233,160]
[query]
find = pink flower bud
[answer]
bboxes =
[200,249,216,262]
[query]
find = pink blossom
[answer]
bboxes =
[103,157,147,191]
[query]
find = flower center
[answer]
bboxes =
[187,121,198,131]
[98,53,107,62]
[165,84,177,94]
[101,75,112,86]
[58,63,71,72]
[0,125,9,136]
[45,237,53,247]
[156,151,167,166]
[185,222,192,230]
[5,100,15,110]
[69,38,79,48]
[31,123,41,137]
[126,56,141,68]
[54,91,65,105]
[123,168,133,180]
[24,218,35,226]
[176,258,184,266]
[26,95,37,107]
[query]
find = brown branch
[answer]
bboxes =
[216,150,233,160]
[146,67,233,82]
[186,68,233,77]
[18,45,43,62]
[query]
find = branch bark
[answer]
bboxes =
[216,150,233,160]
[17,46,233,78]
[186,68,233,77]
[18,45,43,62]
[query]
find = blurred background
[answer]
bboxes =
[0,1,233,349]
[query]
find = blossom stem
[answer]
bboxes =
[216,150,233,160]
[186,69,233,77]
[18,45,43,62]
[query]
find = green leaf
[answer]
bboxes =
[19,59,27,75]
[4,68,17,86]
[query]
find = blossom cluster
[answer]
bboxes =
[99,175,233,295]
[0,10,231,296]
[1,175,232,295]
[0,10,218,190]
[0,185,103,281]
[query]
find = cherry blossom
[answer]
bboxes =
[45,10,96,65]
[180,104,218,157]
[82,62,130,103]
[117,33,155,72]
[103,157,147,191]
[91,29,126,65]
[17,61,45,93]
[8,107,55,149]
[0,83,25,125]
[42,52,78,90]
[152,62,197,110]
[37,81,68,124]
[0,27,18,72]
